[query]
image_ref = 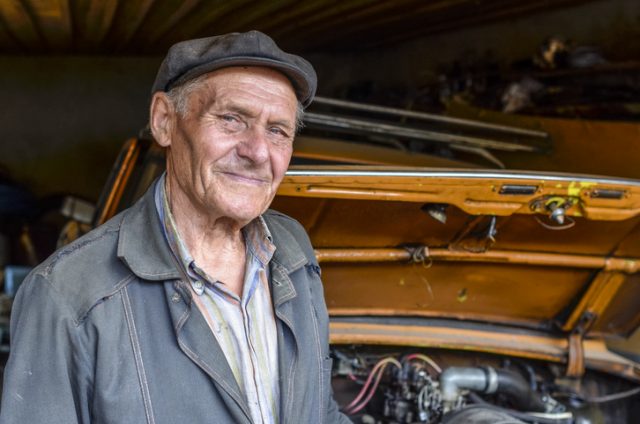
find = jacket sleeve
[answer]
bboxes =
[0,271,92,424]
[326,387,354,424]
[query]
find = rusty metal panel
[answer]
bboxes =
[322,261,591,326]
[449,102,640,181]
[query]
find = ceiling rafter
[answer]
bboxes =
[0,0,43,51]
[275,0,462,43]
[205,0,299,35]
[26,0,73,51]
[0,0,604,54]
[267,0,382,39]
[255,0,344,35]
[369,0,596,48]
[72,0,119,51]
[103,0,156,52]
[0,12,24,52]
[129,0,202,47]
[296,0,520,49]
[153,0,255,50]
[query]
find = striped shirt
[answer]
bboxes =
[154,175,280,424]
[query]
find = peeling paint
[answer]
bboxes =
[568,181,597,197]
[457,288,468,303]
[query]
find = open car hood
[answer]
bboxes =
[94,138,640,380]
[270,166,640,378]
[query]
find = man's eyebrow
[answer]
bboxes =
[215,102,257,118]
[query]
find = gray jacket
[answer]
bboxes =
[0,185,351,424]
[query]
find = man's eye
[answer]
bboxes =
[218,114,245,132]
[221,114,238,123]
[269,127,288,137]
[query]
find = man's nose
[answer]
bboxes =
[236,126,269,164]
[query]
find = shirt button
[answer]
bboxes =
[171,292,181,303]
[193,281,204,293]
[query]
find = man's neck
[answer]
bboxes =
[166,177,247,297]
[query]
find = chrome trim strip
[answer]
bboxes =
[285,169,640,187]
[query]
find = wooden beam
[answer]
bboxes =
[129,0,202,46]
[24,0,72,51]
[73,0,119,49]
[0,0,41,51]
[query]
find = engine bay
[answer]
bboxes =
[330,345,640,424]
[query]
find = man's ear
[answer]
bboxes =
[150,92,175,147]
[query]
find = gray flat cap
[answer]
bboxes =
[152,31,317,107]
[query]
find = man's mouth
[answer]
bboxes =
[219,171,270,185]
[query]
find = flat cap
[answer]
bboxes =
[152,31,317,107]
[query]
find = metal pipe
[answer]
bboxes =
[303,112,540,152]
[314,247,640,273]
[440,367,495,406]
[313,96,549,139]
[440,367,547,413]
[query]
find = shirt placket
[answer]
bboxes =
[241,294,269,423]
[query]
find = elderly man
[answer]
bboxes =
[1,31,351,424]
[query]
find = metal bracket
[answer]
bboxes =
[449,215,498,253]
[566,311,596,378]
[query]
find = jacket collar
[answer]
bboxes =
[117,183,182,281]
[264,212,308,275]
[262,212,309,306]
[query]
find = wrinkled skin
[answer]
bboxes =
[150,66,298,230]
[149,66,298,293]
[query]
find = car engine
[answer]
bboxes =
[331,346,640,424]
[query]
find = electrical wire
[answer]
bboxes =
[553,385,640,404]
[586,386,640,403]
[402,353,442,374]
[534,215,575,230]
[342,357,401,414]
[343,365,386,414]
[347,365,387,414]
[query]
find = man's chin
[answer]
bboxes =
[215,201,270,225]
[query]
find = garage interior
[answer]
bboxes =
[0,0,639,420]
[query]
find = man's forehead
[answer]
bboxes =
[201,66,296,95]
[189,67,298,118]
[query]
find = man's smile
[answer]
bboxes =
[217,170,270,185]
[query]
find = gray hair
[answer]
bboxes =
[165,74,305,133]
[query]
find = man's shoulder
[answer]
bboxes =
[263,209,303,229]
[263,209,308,243]
[24,211,133,320]
[263,209,317,266]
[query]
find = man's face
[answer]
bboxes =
[153,66,298,226]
